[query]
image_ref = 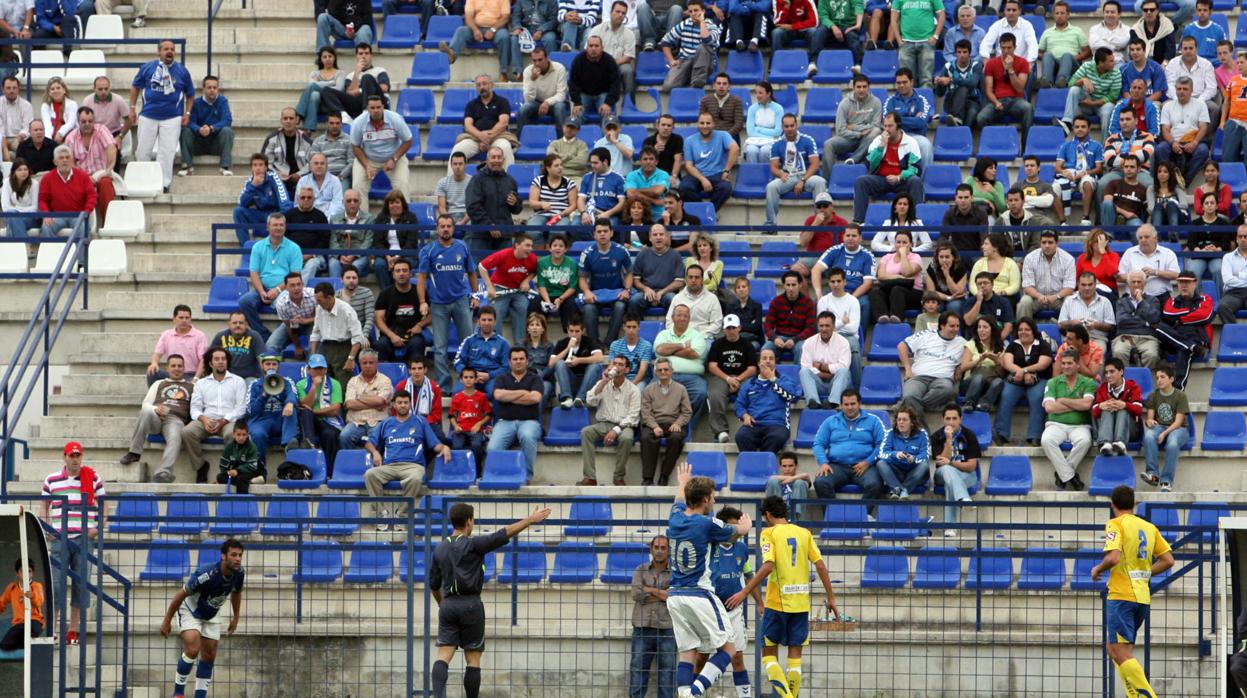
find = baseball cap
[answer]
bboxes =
[63,441,83,456]
[814,192,833,206]
[259,353,281,362]
[603,115,621,129]
[1177,270,1198,281]
[307,354,329,369]
[723,314,741,329]
[564,114,582,129]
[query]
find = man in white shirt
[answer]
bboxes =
[0,75,33,159]
[309,281,365,390]
[181,347,248,482]
[1017,231,1077,320]
[295,153,345,220]
[588,1,637,99]
[979,0,1038,65]
[898,311,968,419]
[815,266,863,385]
[1155,76,1210,186]
[579,354,641,486]
[664,263,723,340]
[1058,272,1117,354]
[798,311,852,409]
[1116,224,1180,301]
[1165,36,1220,128]
[1217,224,1247,323]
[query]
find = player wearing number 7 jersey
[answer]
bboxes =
[727,495,838,698]
[1091,485,1175,698]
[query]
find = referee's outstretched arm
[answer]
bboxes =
[504,507,552,538]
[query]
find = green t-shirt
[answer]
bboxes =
[894,0,942,42]
[1144,388,1189,427]
[1043,374,1098,426]
[296,376,344,426]
[537,255,579,298]
[1037,25,1088,59]
[820,0,865,29]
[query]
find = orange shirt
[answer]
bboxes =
[0,580,45,627]
[1225,74,1247,124]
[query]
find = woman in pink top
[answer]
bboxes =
[868,229,925,324]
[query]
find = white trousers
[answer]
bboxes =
[137,115,181,188]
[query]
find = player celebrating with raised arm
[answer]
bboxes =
[428,503,551,698]
[707,506,763,698]
[727,495,838,698]
[667,463,752,698]
[1090,485,1174,698]
[160,539,245,698]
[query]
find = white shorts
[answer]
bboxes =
[177,601,224,641]
[667,590,731,654]
[725,603,747,652]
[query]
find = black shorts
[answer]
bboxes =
[437,595,486,651]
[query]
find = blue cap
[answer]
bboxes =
[307,354,329,369]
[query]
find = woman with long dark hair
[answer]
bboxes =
[924,241,969,315]
[962,317,1005,412]
[966,157,1006,218]
[872,193,932,252]
[296,47,346,132]
[994,318,1054,447]
[874,404,931,500]
[869,229,925,323]
[2,158,39,238]
[370,189,420,291]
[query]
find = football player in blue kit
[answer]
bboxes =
[706,506,763,698]
[160,539,245,698]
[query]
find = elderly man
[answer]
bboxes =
[579,355,641,486]
[1040,349,1097,491]
[338,349,395,450]
[898,311,968,419]
[119,354,194,482]
[309,281,365,390]
[1113,270,1163,368]
[297,153,345,222]
[665,264,722,340]
[464,145,521,255]
[734,347,799,453]
[38,145,96,237]
[799,311,852,410]
[1059,272,1117,354]
[129,40,194,191]
[812,388,886,500]
[1017,231,1077,320]
[1157,270,1214,390]
[1116,224,1180,302]
[178,74,234,177]
[363,389,450,526]
[487,347,545,481]
[516,46,569,131]
[451,74,517,173]
[63,106,120,227]
[263,107,314,197]
[653,304,708,421]
[765,114,825,226]
[182,347,247,481]
[678,111,738,210]
[1218,225,1247,323]
[705,314,758,443]
[351,95,412,207]
[638,357,691,486]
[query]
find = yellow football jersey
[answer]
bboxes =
[761,523,822,613]
[1104,513,1172,604]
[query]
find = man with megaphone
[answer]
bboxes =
[246,354,304,467]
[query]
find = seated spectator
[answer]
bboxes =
[589,2,638,97]
[962,317,1005,412]
[451,75,517,171]
[1037,2,1087,89]
[1092,357,1143,456]
[450,367,492,476]
[1140,363,1188,492]
[851,113,924,224]
[119,355,193,482]
[899,311,968,419]
[994,317,1054,446]
[296,47,346,132]
[393,356,446,442]
[885,68,934,171]
[262,108,313,198]
[316,0,375,50]
[1090,0,1130,66]
[1018,231,1077,320]
[1100,110,1156,195]
[815,267,864,382]
[968,233,1021,298]
[997,188,1038,234]
[0,78,34,161]
[678,111,738,210]
[577,148,627,225]
[15,120,53,175]
[578,218,633,343]
[351,96,412,205]
[770,0,821,62]
[1018,156,1064,225]
[733,345,798,451]
[178,75,233,177]
[684,233,723,290]
[552,314,605,407]
[625,147,671,223]
[312,114,354,186]
[338,266,376,342]
[874,404,930,500]
[963,271,1015,339]
[3,159,39,239]
[914,291,942,332]
[246,354,302,463]
[1054,116,1105,227]
[661,191,700,250]
[943,6,985,71]
[285,187,331,283]
[743,81,784,165]
[328,190,373,278]
[789,194,847,279]
[183,347,247,481]
[478,232,538,342]
[1057,48,1122,136]
[537,233,581,332]
[1149,162,1190,228]
[338,349,395,449]
[39,80,76,146]
[1194,160,1233,217]
[37,145,95,238]
[704,312,759,434]
[370,190,421,290]
[1057,325,1104,380]
[1116,224,1180,300]
[941,185,991,256]
[1109,78,1161,137]
[509,0,559,80]
[1059,272,1117,354]
[1183,0,1225,61]
[1156,270,1213,389]
[823,75,882,181]
[207,312,266,383]
[309,281,365,392]
[62,107,119,227]
[548,121,589,179]
[628,224,684,317]
[799,311,851,409]
[643,114,685,182]
[1156,76,1209,189]
[812,389,886,500]
[979,0,1035,63]
[869,229,924,325]
[1076,228,1120,299]
[455,306,511,393]
[609,312,656,385]
[1113,270,1163,367]
[146,304,208,384]
[1218,225,1247,323]
[1186,192,1233,282]
[559,0,600,51]
[665,264,722,340]
[764,451,812,521]
[320,44,391,121]
[294,354,345,474]
[975,32,1034,142]
[811,223,874,315]
[764,114,825,227]
[763,271,816,364]
[516,47,568,131]
[932,403,981,533]
[653,304,708,418]
[1122,37,1172,104]
[1040,349,1097,491]
[659,1,720,92]
[217,421,262,493]
[441,0,514,78]
[267,272,317,356]
[518,312,556,408]
[569,37,622,120]
[362,390,450,525]
[579,355,641,486]
[965,157,1006,221]
[594,117,634,177]
[298,154,345,223]
[1130,0,1178,65]
[937,39,984,128]
[638,358,691,485]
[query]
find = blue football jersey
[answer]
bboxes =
[183,561,245,620]
[667,503,736,591]
[710,539,751,603]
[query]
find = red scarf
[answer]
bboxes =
[78,465,96,507]
[50,101,64,136]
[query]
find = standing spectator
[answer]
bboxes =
[884,67,934,170]
[1224,49,1247,162]
[266,272,317,357]
[246,354,302,462]
[61,108,119,226]
[147,304,208,383]
[578,218,634,343]
[517,47,568,131]
[850,112,924,224]
[976,33,1034,141]
[319,44,391,121]
[705,314,758,442]
[1093,357,1143,456]
[40,442,105,647]
[308,281,364,390]
[1038,351,1098,496]
[874,404,930,500]
[678,112,738,210]
[0,77,34,160]
[295,354,345,474]
[1140,363,1188,492]
[628,536,675,698]
[610,312,656,384]
[119,355,193,481]
[207,312,265,383]
[764,114,824,226]
[890,0,944,88]
[1055,116,1105,226]
[338,349,394,449]
[638,358,691,485]
[183,348,248,481]
[417,214,477,388]
[487,347,545,481]
[811,389,886,499]
[452,76,517,172]
[129,40,193,192]
[734,347,799,452]
[665,264,722,340]
[316,0,375,49]
[262,108,314,198]
[477,232,538,342]
[296,47,346,132]
[798,311,851,409]
[994,317,1054,446]
[1218,225,1247,322]
[362,390,450,523]
[569,36,622,120]
[1156,77,1210,187]
[350,96,412,205]
[579,355,641,485]
[464,146,522,254]
[178,75,233,177]
[1116,224,1180,301]
[578,148,628,224]
[37,145,95,238]
[455,307,512,393]
[898,311,967,419]
[536,233,580,332]
[436,152,473,224]
[628,224,684,317]
[442,0,514,79]
[1156,270,1213,390]
[450,368,492,475]
[698,76,745,140]
[1059,272,1117,354]
[653,304,709,418]
[231,154,290,244]
[763,271,816,363]
[590,2,638,98]
[765,452,812,520]
[659,0,720,92]
[1017,231,1077,320]
[822,75,881,180]
[1037,1,1087,88]
[1113,270,1163,368]
[552,315,606,407]
[1056,48,1121,136]
[936,39,984,129]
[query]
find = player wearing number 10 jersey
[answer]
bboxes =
[1091,485,1174,698]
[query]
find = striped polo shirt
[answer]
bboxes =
[1070,61,1123,103]
[42,467,106,534]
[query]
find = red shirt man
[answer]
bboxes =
[39,147,97,232]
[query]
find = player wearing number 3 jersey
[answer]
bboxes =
[1091,485,1174,698]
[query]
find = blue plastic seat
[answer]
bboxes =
[1137,502,1181,542]
[681,201,717,225]
[328,449,370,488]
[479,451,527,489]
[508,163,539,198]
[961,411,992,453]
[398,547,428,583]
[497,542,547,584]
[260,496,309,536]
[1189,503,1231,543]
[820,503,867,540]
[984,455,1033,495]
[719,240,751,278]
[422,124,463,160]
[802,124,832,149]
[913,547,962,589]
[872,503,923,540]
[210,495,259,536]
[686,452,728,489]
[754,241,797,277]
[517,125,557,161]
[280,449,327,489]
[977,125,1020,160]
[768,50,810,84]
[726,51,764,83]
[668,87,705,123]
[1023,125,1064,161]
[293,543,344,583]
[863,202,890,227]
[396,88,434,124]
[426,449,477,489]
[638,319,663,345]
[1237,13,1247,46]
[563,497,613,536]
[828,163,866,200]
[378,14,421,49]
[420,14,463,48]
[620,88,661,123]
[801,87,842,121]
[343,542,395,583]
[860,50,899,83]
[933,126,972,161]
[1017,548,1066,590]
[636,52,669,85]
[923,164,963,201]
[140,540,191,581]
[202,276,248,313]
[549,51,576,72]
[601,542,650,584]
[859,365,902,404]
[311,497,361,536]
[732,163,770,199]
[1070,548,1106,590]
[110,494,158,534]
[161,494,208,535]
[965,548,1013,589]
[410,202,436,226]
[412,495,451,538]
[867,324,910,361]
[732,452,778,492]
[861,546,910,588]
[406,51,450,85]
[794,409,836,448]
[1201,411,1246,451]
[437,88,474,124]
[550,542,598,583]
[1088,456,1136,496]
[1210,367,1247,405]
[1222,162,1247,196]
[1124,367,1153,396]
[749,278,778,308]
[811,50,854,84]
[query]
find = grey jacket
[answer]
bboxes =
[262,128,314,180]
[329,210,376,251]
[834,94,882,138]
[1115,292,1161,337]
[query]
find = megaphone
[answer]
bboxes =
[263,373,286,396]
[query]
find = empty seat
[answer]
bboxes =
[203,276,248,314]
[859,365,902,404]
[517,125,557,160]
[719,240,751,278]
[85,239,127,277]
[311,497,361,536]
[427,450,477,489]
[479,451,527,489]
[828,163,866,200]
[420,14,463,48]
[422,124,462,160]
[636,52,668,85]
[344,542,395,583]
[293,543,344,583]
[601,542,650,584]
[754,241,797,277]
[1070,548,1106,590]
[668,87,705,123]
[99,200,145,238]
[412,495,451,538]
[84,14,123,42]
[965,548,1013,589]
[0,242,26,273]
[1189,503,1230,543]
[1033,88,1070,123]
[565,497,612,536]
[933,126,972,161]
[549,51,576,72]
[210,495,259,536]
[496,542,547,584]
[913,547,962,589]
[160,494,209,535]
[544,407,590,446]
[984,455,1033,495]
[801,87,842,121]
[280,449,327,488]
[123,161,163,198]
[620,88,661,123]
[961,411,993,453]
[1137,502,1181,542]
[732,163,770,199]
[261,496,310,536]
[109,494,158,534]
[872,503,924,540]
[396,88,435,123]
[861,546,910,588]
[731,452,778,492]
[639,319,663,344]
[508,163,539,198]
[65,50,106,88]
[1124,367,1153,396]
[923,164,963,201]
[406,52,451,86]
[398,547,428,583]
[1017,548,1066,590]
[140,540,191,581]
[864,202,890,227]
[686,452,728,489]
[683,201,716,224]
[860,50,899,83]
[977,125,1020,160]
[768,50,810,84]
[1088,456,1136,496]
[811,50,854,84]
[31,242,78,274]
[794,409,836,449]
[726,51,763,83]
[1210,367,1247,405]
[1023,125,1065,161]
[749,278,777,307]
[378,14,421,49]
[867,324,910,361]
[437,88,474,124]
[549,542,598,583]
[820,503,868,540]
[1201,412,1246,451]
[28,49,64,84]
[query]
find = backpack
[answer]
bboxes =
[277,460,311,481]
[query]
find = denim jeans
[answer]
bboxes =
[813,462,885,499]
[798,366,851,406]
[238,289,274,340]
[40,216,76,237]
[1150,199,1187,227]
[876,458,928,496]
[578,92,612,115]
[491,291,530,343]
[1095,409,1137,445]
[822,130,879,179]
[1099,198,1144,229]
[935,465,978,524]
[943,86,982,127]
[626,290,676,317]
[1153,140,1209,185]
[995,380,1046,442]
[852,174,924,223]
[266,322,309,354]
[765,175,827,225]
[1224,120,1247,164]
[431,297,475,389]
[629,627,676,698]
[555,362,604,401]
[560,20,590,49]
[961,371,1003,408]
[636,1,685,46]
[296,83,324,131]
[761,337,805,365]
[7,215,37,238]
[771,26,827,61]
[1060,87,1115,130]
[487,419,542,478]
[764,477,810,520]
[825,26,863,63]
[582,299,628,344]
[315,13,374,50]
[233,207,270,245]
[248,413,300,464]
[339,421,372,450]
[1143,423,1188,486]
[516,99,570,131]
[1186,256,1222,286]
[898,40,935,87]
[302,255,327,285]
[327,255,370,279]
[450,26,513,73]
[976,97,1033,137]
[52,533,89,611]
[1040,52,1077,86]
[671,373,708,427]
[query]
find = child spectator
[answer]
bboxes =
[217,420,263,494]
[450,368,492,476]
[764,451,812,521]
[914,292,942,333]
[0,558,44,650]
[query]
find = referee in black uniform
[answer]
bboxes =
[429,502,551,698]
